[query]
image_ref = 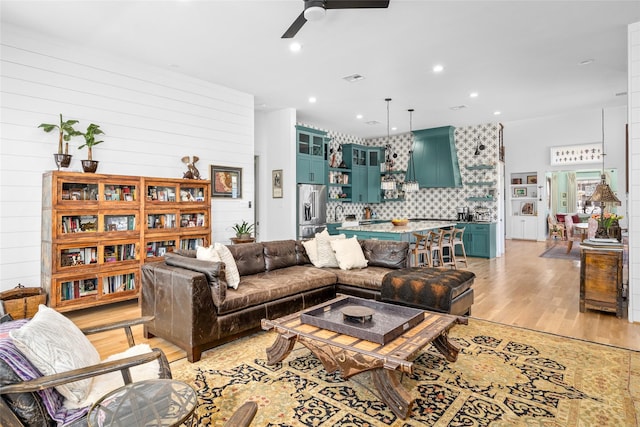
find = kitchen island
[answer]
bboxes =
[337,220,457,242]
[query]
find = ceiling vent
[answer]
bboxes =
[365,120,381,125]
[343,74,366,83]
[450,105,467,111]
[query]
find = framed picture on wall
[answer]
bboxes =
[527,175,537,184]
[513,187,527,197]
[211,165,242,198]
[272,169,283,198]
[520,202,535,215]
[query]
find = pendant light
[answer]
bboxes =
[381,98,396,191]
[402,109,419,193]
[588,108,621,238]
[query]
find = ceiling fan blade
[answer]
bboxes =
[324,0,390,9]
[282,12,307,38]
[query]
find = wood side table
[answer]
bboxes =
[579,241,625,318]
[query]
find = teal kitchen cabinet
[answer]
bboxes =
[342,144,382,203]
[412,126,462,188]
[456,222,496,258]
[296,126,327,185]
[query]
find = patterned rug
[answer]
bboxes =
[539,242,580,260]
[171,318,639,426]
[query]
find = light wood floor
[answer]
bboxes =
[67,239,640,363]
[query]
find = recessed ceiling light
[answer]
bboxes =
[356,114,363,119]
[391,126,397,131]
[494,111,502,115]
[289,42,302,52]
[343,73,366,83]
[469,92,479,98]
[433,64,444,73]
[308,97,317,103]
[579,58,594,66]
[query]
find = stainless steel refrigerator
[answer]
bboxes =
[297,184,327,239]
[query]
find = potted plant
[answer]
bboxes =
[38,114,81,169]
[232,220,254,240]
[78,123,104,173]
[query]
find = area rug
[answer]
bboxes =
[539,243,580,260]
[172,319,639,426]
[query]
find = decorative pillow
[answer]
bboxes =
[10,305,100,403]
[301,238,319,266]
[214,242,240,289]
[315,230,345,268]
[63,344,160,409]
[196,245,221,262]
[330,236,368,270]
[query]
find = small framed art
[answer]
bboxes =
[513,187,527,197]
[211,165,242,198]
[272,169,283,198]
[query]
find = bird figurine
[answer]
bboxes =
[182,156,201,179]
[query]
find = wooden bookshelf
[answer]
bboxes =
[42,171,211,312]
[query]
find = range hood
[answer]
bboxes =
[409,126,462,188]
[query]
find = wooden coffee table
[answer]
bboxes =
[261,295,467,419]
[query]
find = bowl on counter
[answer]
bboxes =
[391,218,409,226]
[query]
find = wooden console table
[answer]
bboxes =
[579,241,625,318]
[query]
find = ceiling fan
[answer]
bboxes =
[282,0,390,39]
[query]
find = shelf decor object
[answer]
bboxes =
[38,113,81,170]
[588,109,622,238]
[78,123,104,173]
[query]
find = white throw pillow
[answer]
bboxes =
[10,305,100,403]
[63,343,160,409]
[214,242,240,289]
[301,238,320,266]
[196,245,221,262]
[315,230,345,268]
[330,237,368,270]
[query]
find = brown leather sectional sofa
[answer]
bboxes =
[141,239,411,362]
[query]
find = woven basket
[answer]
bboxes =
[0,284,47,320]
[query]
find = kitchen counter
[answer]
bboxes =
[337,220,457,242]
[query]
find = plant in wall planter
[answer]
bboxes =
[38,114,81,169]
[232,220,254,240]
[78,123,104,173]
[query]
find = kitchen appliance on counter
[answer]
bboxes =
[474,208,492,222]
[457,207,466,221]
[297,184,327,239]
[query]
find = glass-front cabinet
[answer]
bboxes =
[42,171,211,312]
[296,125,327,185]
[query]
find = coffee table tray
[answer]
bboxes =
[300,296,424,344]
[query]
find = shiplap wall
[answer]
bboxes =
[0,24,254,291]
[629,21,639,323]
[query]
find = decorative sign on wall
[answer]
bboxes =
[550,143,602,165]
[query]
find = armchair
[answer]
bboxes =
[0,316,171,427]
[0,312,257,427]
[547,214,565,240]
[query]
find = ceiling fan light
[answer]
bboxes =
[304,6,325,21]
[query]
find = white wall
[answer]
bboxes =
[254,109,297,242]
[628,21,640,323]
[503,105,628,241]
[0,24,254,291]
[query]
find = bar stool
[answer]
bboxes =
[411,232,432,267]
[452,227,468,268]
[430,228,456,269]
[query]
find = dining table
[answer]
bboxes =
[336,220,457,242]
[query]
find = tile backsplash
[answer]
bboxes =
[298,122,502,223]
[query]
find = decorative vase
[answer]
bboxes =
[608,220,621,241]
[81,160,99,173]
[53,153,72,169]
